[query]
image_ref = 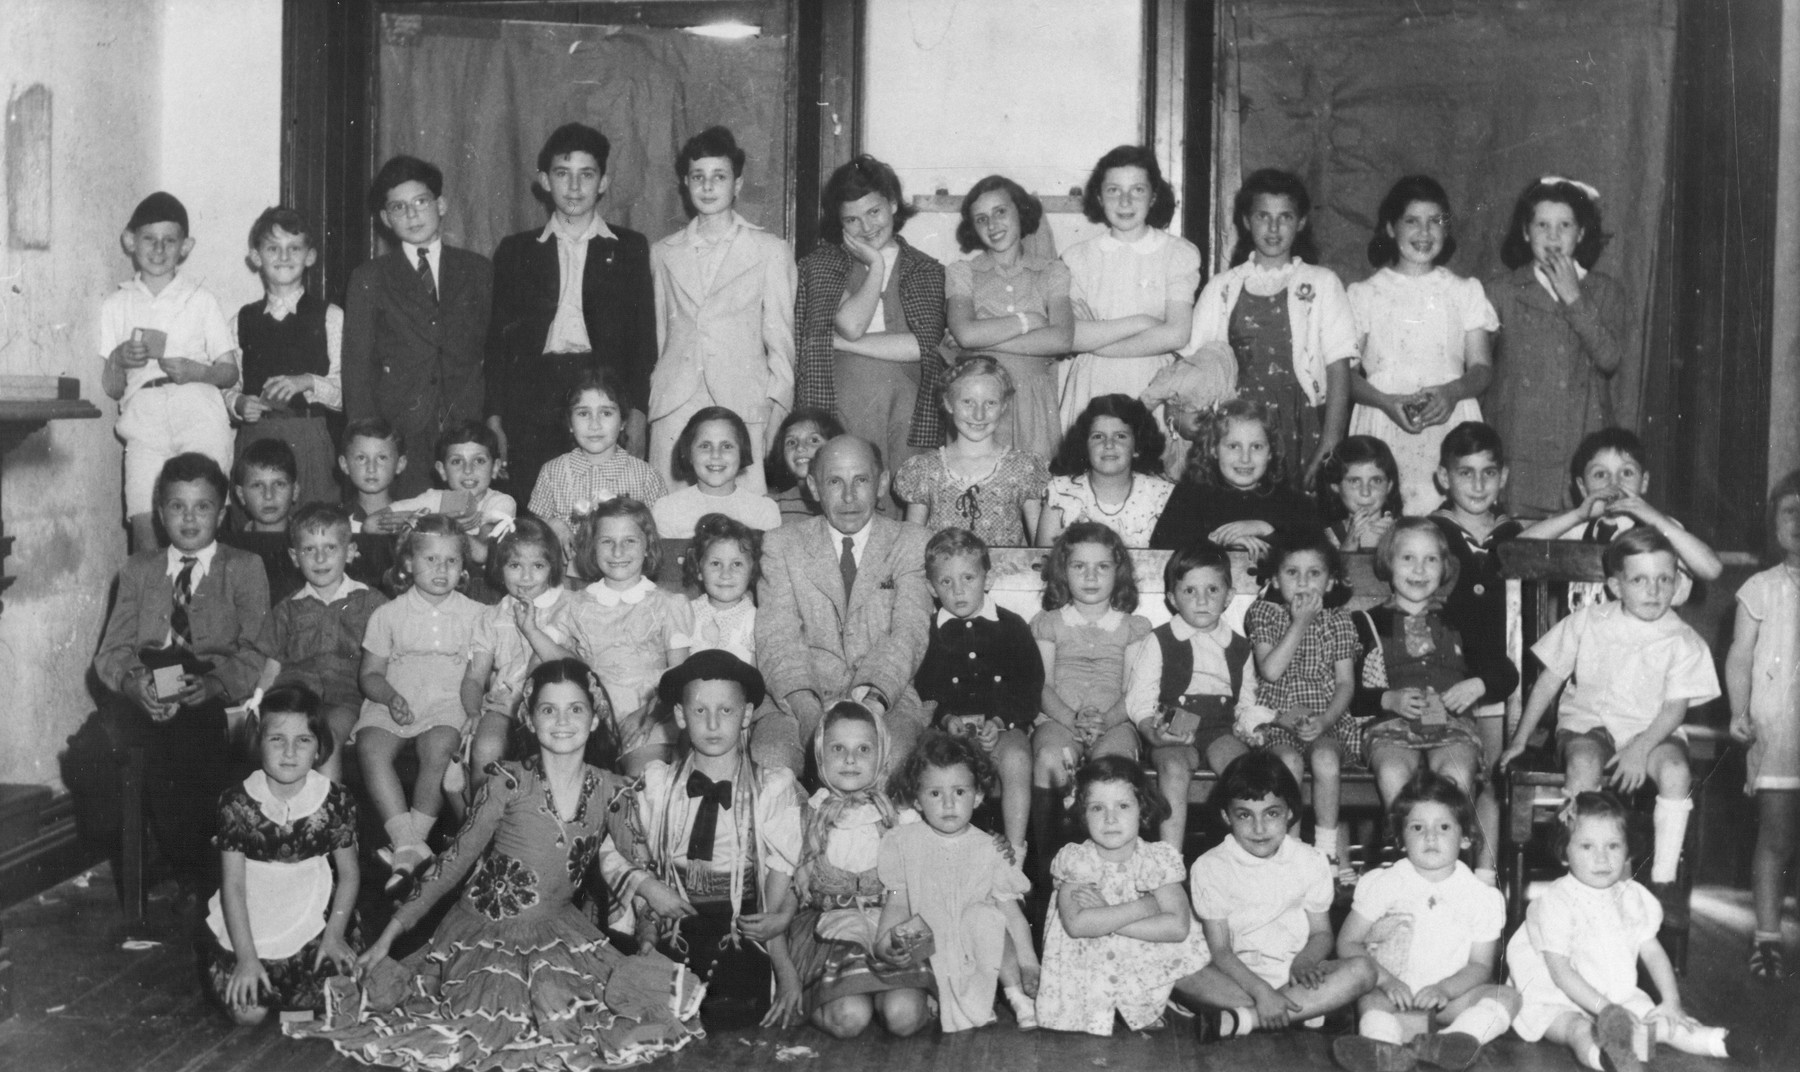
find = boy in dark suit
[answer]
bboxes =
[94,453,269,886]
[487,123,657,499]
[343,155,493,498]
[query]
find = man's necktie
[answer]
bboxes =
[685,769,734,862]
[416,247,437,304]
[170,555,196,648]
[840,535,857,598]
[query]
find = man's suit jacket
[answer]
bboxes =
[342,244,493,496]
[486,224,658,417]
[754,514,933,726]
[94,545,270,703]
[648,220,796,427]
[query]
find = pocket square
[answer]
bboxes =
[879,578,896,591]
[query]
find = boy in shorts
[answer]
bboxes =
[1127,540,1265,850]
[99,192,240,550]
[1500,527,1720,889]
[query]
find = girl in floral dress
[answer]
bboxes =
[895,357,1049,547]
[1187,168,1357,486]
[1035,755,1212,1034]
[289,658,702,1071]
[205,685,360,1024]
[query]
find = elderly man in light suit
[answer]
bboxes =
[753,435,934,773]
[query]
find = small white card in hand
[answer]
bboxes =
[151,664,186,701]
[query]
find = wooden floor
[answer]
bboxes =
[0,867,1793,1071]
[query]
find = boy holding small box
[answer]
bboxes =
[99,192,241,550]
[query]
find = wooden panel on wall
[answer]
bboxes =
[1646,0,1782,552]
[283,0,377,305]
[793,0,859,257]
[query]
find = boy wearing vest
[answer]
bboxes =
[227,207,344,511]
[1127,542,1271,851]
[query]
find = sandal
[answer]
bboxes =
[1749,940,1785,981]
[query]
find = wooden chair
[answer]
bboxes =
[1497,539,1701,970]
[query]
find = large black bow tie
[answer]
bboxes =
[685,770,734,862]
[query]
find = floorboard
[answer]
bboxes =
[0,867,1791,1070]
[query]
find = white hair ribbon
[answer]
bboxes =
[1539,175,1600,202]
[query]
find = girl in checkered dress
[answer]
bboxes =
[1244,530,1364,878]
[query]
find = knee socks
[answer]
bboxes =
[1651,795,1692,883]
[1444,997,1512,1046]
[384,813,422,852]
[1314,825,1340,861]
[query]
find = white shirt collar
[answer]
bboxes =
[264,289,306,320]
[684,211,759,246]
[1059,604,1124,631]
[539,214,615,244]
[125,272,194,300]
[401,238,442,264]
[1095,227,1168,255]
[516,586,565,610]
[295,575,369,603]
[828,519,874,565]
[166,541,219,583]
[936,596,1001,626]
[244,769,331,826]
[1169,616,1232,644]
[586,575,656,606]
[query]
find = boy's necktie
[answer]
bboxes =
[170,555,196,649]
[839,535,857,598]
[416,247,437,304]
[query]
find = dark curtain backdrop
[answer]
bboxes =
[1212,0,1677,431]
[376,13,792,256]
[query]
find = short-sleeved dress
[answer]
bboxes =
[469,588,584,718]
[528,449,669,525]
[1041,473,1176,549]
[204,771,359,1012]
[1059,229,1202,426]
[876,819,1031,1032]
[674,596,756,665]
[1737,564,1800,791]
[287,759,702,1070]
[1506,874,1662,1041]
[255,579,388,709]
[1031,605,1155,722]
[894,447,1049,547]
[357,588,484,737]
[1244,599,1365,761]
[1347,267,1499,514]
[788,797,936,1013]
[650,484,782,540]
[1036,839,1211,1035]
[574,578,692,753]
[946,252,1071,459]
